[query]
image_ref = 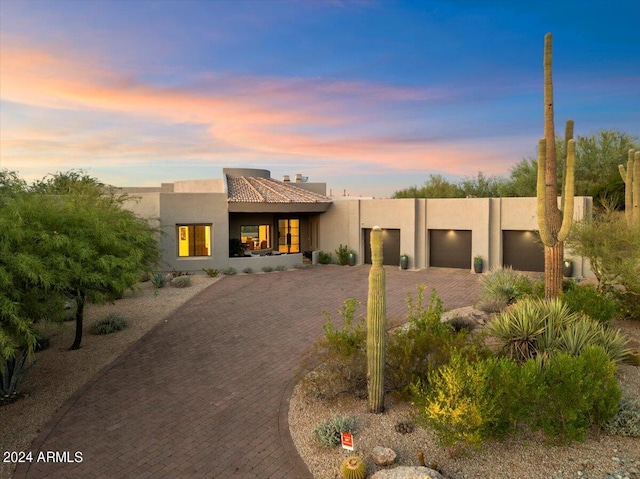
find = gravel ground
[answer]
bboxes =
[288,315,640,479]
[0,275,219,479]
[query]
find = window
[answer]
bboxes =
[241,225,271,250]
[178,225,211,257]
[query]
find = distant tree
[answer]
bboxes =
[503,130,638,205]
[393,174,463,198]
[1,171,160,351]
[459,172,508,198]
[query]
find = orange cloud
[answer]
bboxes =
[1,35,516,178]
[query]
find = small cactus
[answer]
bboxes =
[340,456,367,479]
[394,420,414,434]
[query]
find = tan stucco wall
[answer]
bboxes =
[173,179,226,193]
[317,196,593,275]
[158,192,229,272]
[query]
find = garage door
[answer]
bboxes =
[363,228,400,266]
[429,229,472,269]
[502,230,544,272]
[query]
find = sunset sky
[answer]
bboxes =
[1,0,639,197]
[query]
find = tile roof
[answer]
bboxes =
[226,176,332,204]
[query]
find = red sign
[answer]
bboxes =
[341,432,354,450]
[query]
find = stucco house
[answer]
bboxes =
[121,168,593,277]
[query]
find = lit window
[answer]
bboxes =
[177,225,211,257]
[241,225,271,250]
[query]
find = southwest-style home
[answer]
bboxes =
[121,168,593,277]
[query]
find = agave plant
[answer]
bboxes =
[487,299,546,362]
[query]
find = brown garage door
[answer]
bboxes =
[429,229,472,269]
[502,230,544,272]
[363,228,400,266]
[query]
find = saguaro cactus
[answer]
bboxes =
[536,33,576,299]
[367,226,386,414]
[619,149,640,225]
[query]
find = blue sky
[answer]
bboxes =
[1,0,639,197]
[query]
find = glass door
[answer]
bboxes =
[278,219,299,253]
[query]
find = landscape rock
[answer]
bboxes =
[371,466,445,479]
[372,446,397,466]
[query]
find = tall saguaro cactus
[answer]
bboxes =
[367,226,386,414]
[536,33,576,299]
[619,149,640,225]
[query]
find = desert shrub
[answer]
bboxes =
[318,251,333,264]
[202,268,219,277]
[170,275,192,288]
[140,271,151,282]
[487,298,632,363]
[419,346,620,448]
[419,354,520,449]
[531,346,620,442]
[387,286,490,393]
[477,267,535,312]
[275,265,286,271]
[335,244,353,266]
[261,266,273,273]
[221,267,237,276]
[562,284,618,323]
[243,267,253,274]
[313,415,356,448]
[89,314,128,335]
[301,299,367,399]
[151,272,166,289]
[604,396,640,437]
[0,350,33,404]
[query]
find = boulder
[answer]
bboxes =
[371,466,445,479]
[372,446,397,466]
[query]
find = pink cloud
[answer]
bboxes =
[1,35,510,179]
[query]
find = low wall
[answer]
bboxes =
[228,253,304,271]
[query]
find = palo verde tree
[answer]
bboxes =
[537,33,576,299]
[1,171,160,350]
[367,226,386,413]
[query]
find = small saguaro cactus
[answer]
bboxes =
[340,456,367,479]
[619,149,640,225]
[367,226,386,414]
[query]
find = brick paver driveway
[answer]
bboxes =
[16,266,480,479]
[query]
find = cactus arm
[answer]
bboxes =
[634,152,640,224]
[561,120,574,210]
[367,226,386,414]
[537,138,555,246]
[619,164,628,182]
[557,139,575,242]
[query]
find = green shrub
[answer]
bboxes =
[387,286,490,393]
[562,284,618,323]
[243,267,253,274]
[531,346,620,442]
[261,266,273,273]
[275,265,286,271]
[202,268,219,277]
[335,244,353,266]
[222,267,237,276]
[151,272,166,288]
[301,299,367,399]
[318,251,332,264]
[477,267,535,312]
[313,415,356,448]
[419,346,620,447]
[89,314,128,335]
[170,275,192,288]
[604,396,640,437]
[420,354,513,449]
